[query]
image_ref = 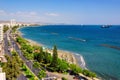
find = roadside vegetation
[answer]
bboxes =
[2,51,23,80]
[11,25,20,33]
[3,25,9,33]
[2,25,39,80]
[15,35,97,79]
[22,64,38,80]
[2,50,38,80]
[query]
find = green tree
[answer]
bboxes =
[23,51,34,60]
[33,45,41,52]
[69,64,82,74]
[43,52,52,64]
[12,25,19,33]
[38,70,46,80]
[57,59,68,73]
[3,55,21,80]
[11,57,21,79]
[12,51,23,67]
[62,77,67,80]
[51,45,58,67]
[35,47,44,62]
[82,69,96,78]
[89,71,97,78]
[3,25,9,33]
[33,62,40,69]
[26,45,34,53]
[16,36,27,45]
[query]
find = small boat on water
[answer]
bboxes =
[101,25,111,28]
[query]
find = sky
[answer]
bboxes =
[0,0,120,24]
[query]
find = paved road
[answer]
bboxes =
[10,35,61,80]
[9,35,40,75]
[17,74,27,80]
[4,32,12,57]
[5,30,59,80]
[9,35,59,79]
[4,31,27,80]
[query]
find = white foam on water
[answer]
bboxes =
[74,53,86,69]
[80,55,86,68]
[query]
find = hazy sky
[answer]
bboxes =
[0,0,120,24]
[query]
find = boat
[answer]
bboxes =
[101,25,111,28]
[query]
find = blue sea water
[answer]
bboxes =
[19,25,120,80]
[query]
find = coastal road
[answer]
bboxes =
[3,32,12,57]
[9,34,60,79]
[6,29,60,80]
[3,31,27,80]
[17,74,27,80]
[9,33,40,77]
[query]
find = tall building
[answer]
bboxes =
[0,24,3,42]
[10,19,16,27]
[0,68,6,80]
[0,24,6,62]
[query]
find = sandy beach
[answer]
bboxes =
[26,38,78,65]
[27,39,86,68]
[46,49,78,65]
[26,38,43,46]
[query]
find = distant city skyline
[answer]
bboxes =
[0,0,120,24]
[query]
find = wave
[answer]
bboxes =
[74,53,86,69]
[51,32,58,35]
[68,37,86,42]
[80,55,86,68]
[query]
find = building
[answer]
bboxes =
[0,24,6,62]
[0,68,6,80]
[10,19,16,27]
[0,24,3,42]
[0,19,31,28]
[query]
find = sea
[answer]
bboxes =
[19,25,120,80]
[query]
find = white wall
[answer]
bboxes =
[0,73,6,80]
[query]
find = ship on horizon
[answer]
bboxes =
[101,25,111,28]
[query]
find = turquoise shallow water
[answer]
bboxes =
[19,25,120,80]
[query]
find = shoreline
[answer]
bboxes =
[26,38,79,65]
[27,38,86,68]
[26,37,86,68]
[18,28,86,68]
[24,38,86,69]
[17,26,101,80]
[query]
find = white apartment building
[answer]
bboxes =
[0,68,6,80]
[10,19,16,27]
[0,24,3,42]
[0,24,6,62]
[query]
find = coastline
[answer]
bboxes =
[18,27,85,68]
[17,26,101,80]
[25,38,86,69]
[26,37,86,68]
[27,38,78,65]
[26,37,86,67]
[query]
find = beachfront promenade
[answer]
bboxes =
[4,30,27,80]
[4,29,59,80]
